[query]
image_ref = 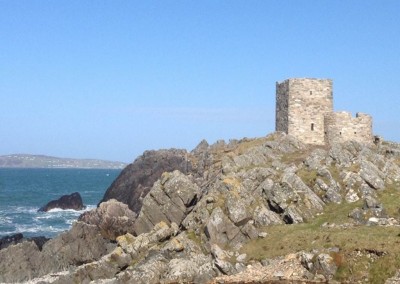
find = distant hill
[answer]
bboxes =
[0,154,127,169]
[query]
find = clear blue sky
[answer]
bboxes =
[1,1,399,162]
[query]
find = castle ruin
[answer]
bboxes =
[276,78,373,145]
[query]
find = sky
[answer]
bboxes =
[0,1,399,163]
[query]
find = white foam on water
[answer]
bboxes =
[46,204,96,214]
[0,216,12,224]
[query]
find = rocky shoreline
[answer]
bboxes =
[1,132,400,283]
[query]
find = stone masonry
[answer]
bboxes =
[276,78,373,145]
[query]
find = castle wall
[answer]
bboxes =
[324,112,373,144]
[276,80,289,133]
[276,78,333,145]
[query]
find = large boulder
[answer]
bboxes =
[79,199,137,240]
[100,149,190,213]
[38,192,84,212]
[42,221,114,267]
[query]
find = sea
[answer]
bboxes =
[0,168,121,238]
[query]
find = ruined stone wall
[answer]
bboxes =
[324,112,373,144]
[276,78,333,145]
[275,80,289,133]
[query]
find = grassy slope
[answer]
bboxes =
[241,185,400,283]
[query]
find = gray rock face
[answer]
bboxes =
[79,199,137,240]
[133,170,200,235]
[0,222,113,283]
[42,222,215,284]
[42,221,114,267]
[0,241,44,282]
[100,149,190,213]
[205,207,245,248]
[360,160,385,190]
[312,253,337,279]
[261,172,324,223]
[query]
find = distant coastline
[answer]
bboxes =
[0,154,127,169]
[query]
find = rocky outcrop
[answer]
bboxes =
[29,222,216,284]
[0,241,45,283]
[0,222,113,283]
[4,133,400,283]
[79,199,137,240]
[100,149,190,213]
[38,192,84,212]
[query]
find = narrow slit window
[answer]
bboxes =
[340,132,342,135]
[310,91,312,95]
[311,123,315,131]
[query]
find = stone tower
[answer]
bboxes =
[276,78,333,145]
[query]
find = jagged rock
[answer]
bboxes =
[312,253,337,279]
[0,241,45,283]
[211,252,313,283]
[264,132,306,153]
[328,143,357,166]
[348,208,364,223]
[79,199,137,240]
[211,244,236,275]
[349,201,387,225]
[38,192,84,212]
[116,253,168,284]
[37,222,179,284]
[304,148,328,169]
[225,193,251,226]
[118,222,179,258]
[345,188,360,203]
[363,196,382,209]
[240,221,259,240]
[300,251,315,271]
[100,149,190,213]
[181,203,210,232]
[253,205,283,226]
[261,172,324,223]
[52,246,132,283]
[0,222,111,283]
[164,255,215,283]
[315,178,342,204]
[205,207,246,249]
[192,139,209,154]
[359,160,385,190]
[116,225,214,283]
[133,170,200,235]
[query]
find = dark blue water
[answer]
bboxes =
[0,168,121,238]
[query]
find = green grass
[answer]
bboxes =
[296,168,318,188]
